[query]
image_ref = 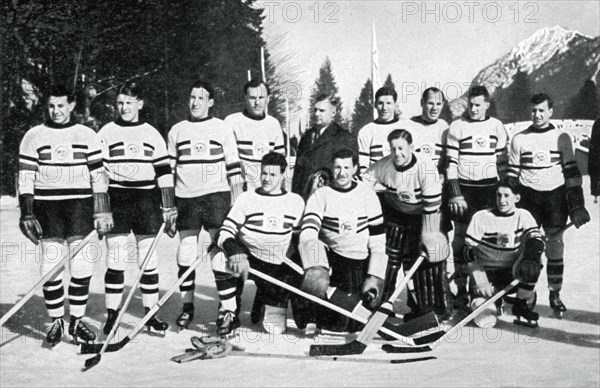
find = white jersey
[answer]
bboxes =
[403,116,449,172]
[357,118,405,174]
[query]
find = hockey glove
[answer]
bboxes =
[361,275,384,309]
[19,194,42,245]
[160,187,178,238]
[301,266,330,299]
[223,238,249,277]
[513,236,544,283]
[93,193,114,239]
[464,246,494,299]
[565,186,590,228]
[447,179,468,220]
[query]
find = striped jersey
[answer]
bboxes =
[466,208,541,269]
[98,119,173,190]
[18,121,107,200]
[507,124,581,191]
[446,116,508,187]
[217,189,305,264]
[167,117,242,198]
[403,116,449,172]
[363,153,442,215]
[225,111,285,191]
[357,118,404,174]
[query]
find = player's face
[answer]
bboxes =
[314,101,335,128]
[530,101,553,129]
[189,87,214,119]
[260,164,284,194]
[332,157,357,189]
[117,94,144,123]
[421,91,444,122]
[245,85,269,117]
[467,96,489,121]
[389,137,414,167]
[375,95,396,122]
[495,187,520,214]
[47,96,75,125]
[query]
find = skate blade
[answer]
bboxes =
[145,326,167,337]
[551,311,564,319]
[69,335,95,345]
[513,318,539,328]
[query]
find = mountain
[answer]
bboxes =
[449,26,600,121]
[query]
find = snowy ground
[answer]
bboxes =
[1,178,599,387]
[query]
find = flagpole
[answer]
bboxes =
[371,22,382,120]
[261,47,268,115]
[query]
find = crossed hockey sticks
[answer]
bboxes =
[0,230,97,327]
[83,224,165,371]
[309,254,445,356]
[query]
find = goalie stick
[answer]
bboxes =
[1,230,97,327]
[83,224,166,371]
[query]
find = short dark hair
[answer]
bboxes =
[495,177,521,196]
[375,87,397,102]
[118,81,144,100]
[189,80,214,99]
[421,87,445,103]
[387,128,413,145]
[530,93,553,109]
[468,85,490,102]
[47,84,75,103]
[261,152,287,173]
[315,93,339,108]
[244,79,270,96]
[332,148,358,166]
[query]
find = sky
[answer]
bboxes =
[260,0,600,121]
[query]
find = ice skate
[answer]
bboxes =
[46,318,64,347]
[262,305,287,335]
[176,303,194,331]
[549,290,566,318]
[216,310,240,336]
[512,298,539,328]
[145,307,168,336]
[69,316,96,344]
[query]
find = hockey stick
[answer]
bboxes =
[309,255,438,356]
[83,223,165,371]
[0,230,97,327]
[248,266,440,344]
[80,239,209,355]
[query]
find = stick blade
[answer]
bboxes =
[413,330,445,345]
[80,337,130,354]
[381,344,432,353]
[379,311,439,339]
[82,355,101,371]
[309,340,367,356]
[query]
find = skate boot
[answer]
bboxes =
[549,290,566,318]
[103,308,119,335]
[176,303,194,331]
[145,307,169,335]
[69,316,96,344]
[216,310,240,336]
[470,297,498,328]
[46,318,64,347]
[262,305,287,335]
[512,298,539,328]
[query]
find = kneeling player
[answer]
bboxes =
[464,178,544,327]
[215,152,305,334]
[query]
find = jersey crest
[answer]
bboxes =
[193,142,207,155]
[54,145,69,161]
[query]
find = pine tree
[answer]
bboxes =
[566,79,600,120]
[309,57,344,125]
[383,73,395,90]
[351,78,374,132]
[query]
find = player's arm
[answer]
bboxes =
[506,134,522,186]
[273,125,286,156]
[419,159,448,263]
[357,126,371,175]
[18,130,42,244]
[217,193,249,276]
[495,122,509,178]
[361,189,386,308]
[436,126,449,176]
[559,132,590,228]
[222,123,244,204]
[445,122,467,218]
[153,131,177,237]
[88,131,113,239]
[464,214,493,298]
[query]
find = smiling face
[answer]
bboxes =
[189,87,214,120]
[467,95,489,121]
[332,157,356,189]
[117,94,144,123]
[245,84,269,117]
[375,95,396,122]
[260,164,284,194]
[389,137,414,168]
[495,186,520,214]
[421,91,444,122]
[530,100,553,129]
[47,96,75,125]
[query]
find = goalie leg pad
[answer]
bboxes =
[385,222,421,263]
[410,261,451,317]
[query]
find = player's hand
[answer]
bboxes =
[162,207,178,238]
[449,196,468,219]
[474,282,495,299]
[19,215,43,245]
[94,212,114,239]
[362,275,384,309]
[301,266,330,299]
[570,207,590,228]
[228,253,249,277]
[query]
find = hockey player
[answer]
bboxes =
[465,178,544,328]
[363,129,451,321]
[18,84,113,346]
[357,87,401,174]
[167,81,244,331]
[292,94,358,200]
[299,149,387,332]
[507,93,590,316]
[215,152,305,334]
[98,82,174,335]
[446,85,508,309]
[225,79,285,191]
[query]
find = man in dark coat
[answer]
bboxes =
[292,94,359,199]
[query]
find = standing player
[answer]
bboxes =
[507,93,590,316]
[299,149,387,332]
[98,82,175,335]
[465,178,544,328]
[215,152,305,334]
[225,79,285,191]
[445,86,508,309]
[363,129,450,321]
[357,87,401,174]
[18,84,113,346]
[167,81,243,331]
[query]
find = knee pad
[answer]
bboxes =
[178,231,198,267]
[137,235,159,270]
[106,234,129,271]
[40,239,65,276]
[68,238,98,279]
[545,228,564,260]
